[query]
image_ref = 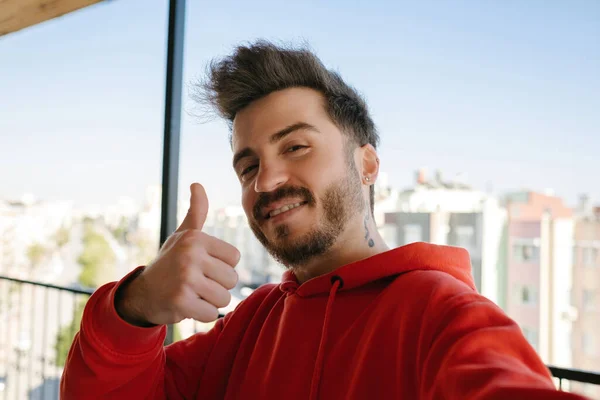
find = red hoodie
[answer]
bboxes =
[61,243,589,399]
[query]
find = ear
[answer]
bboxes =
[359,144,379,185]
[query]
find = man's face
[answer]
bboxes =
[231,88,365,268]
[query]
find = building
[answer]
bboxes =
[570,196,600,398]
[379,169,507,305]
[504,191,575,369]
[0,196,74,280]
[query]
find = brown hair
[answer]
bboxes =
[194,40,379,214]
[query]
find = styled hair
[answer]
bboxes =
[194,40,379,214]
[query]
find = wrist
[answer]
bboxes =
[114,268,157,328]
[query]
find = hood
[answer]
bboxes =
[279,242,475,297]
[282,241,475,400]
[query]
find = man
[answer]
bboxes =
[61,41,588,399]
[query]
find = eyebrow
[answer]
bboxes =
[232,122,319,169]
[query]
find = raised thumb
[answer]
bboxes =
[176,183,209,232]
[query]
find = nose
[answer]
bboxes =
[254,162,289,193]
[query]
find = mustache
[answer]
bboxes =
[253,185,315,220]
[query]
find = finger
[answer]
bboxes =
[176,183,209,232]
[188,273,232,309]
[202,255,239,290]
[203,235,241,267]
[179,288,220,322]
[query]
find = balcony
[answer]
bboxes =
[1,274,599,399]
[2,0,600,398]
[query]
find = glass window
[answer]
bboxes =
[0,2,166,398]
[3,0,597,385]
[514,285,537,306]
[522,286,531,304]
[512,243,540,263]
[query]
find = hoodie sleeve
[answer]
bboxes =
[418,288,590,400]
[60,267,225,400]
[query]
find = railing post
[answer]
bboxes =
[15,282,23,399]
[28,285,35,394]
[41,288,49,400]
[0,276,94,398]
[3,275,600,396]
[160,0,187,346]
[2,280,9,400]
[55,290,62,378]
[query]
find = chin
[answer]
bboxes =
[271,221,313,241]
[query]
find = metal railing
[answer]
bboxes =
[0,275,93,400]
[1,275,599,399]
[548,365,600,393]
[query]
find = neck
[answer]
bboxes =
[292,212,389,283]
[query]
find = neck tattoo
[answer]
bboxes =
[363,211,375,248]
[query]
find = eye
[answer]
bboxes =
[240,165,258,177]
[286,145,307,153]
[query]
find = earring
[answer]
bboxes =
[365,176,370,182]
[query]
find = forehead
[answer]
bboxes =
[231,87,333,151]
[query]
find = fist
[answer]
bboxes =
[120,183,240,326]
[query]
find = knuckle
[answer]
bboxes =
[177,252,194,269]
[225,270,239,290]
[177,229,193,242]
[176,250,208,277]
[172,290,188,312]
[178,263,193,284]
[197,306,219,323]
[180,229,204,244]
[215,289,231,308]
[231,247,241,265]
[222,291,232,308]
[176,257,196,283]
[195,275,209,294]
[161,235,176,249]
[198,276,218,302]
[209,310,220,322]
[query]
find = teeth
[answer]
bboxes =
[269,202,303,218]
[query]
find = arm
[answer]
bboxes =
[61,183,241,399]
[60,268,225,400]
[418,290,589,400]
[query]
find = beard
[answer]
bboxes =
[248,159,365,269]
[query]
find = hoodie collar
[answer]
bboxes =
[279,242,474,297]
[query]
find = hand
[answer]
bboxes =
[117,183,240,326]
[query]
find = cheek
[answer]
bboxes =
[302,156,346,189]
[241,190,256,218]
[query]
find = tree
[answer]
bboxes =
[77,226,116,288]
[54,299,85,367]
[55,224,116,366]
[53,226,70,249]
[111,216,130,244]
[26,243,46,273]
[130,231,158,266]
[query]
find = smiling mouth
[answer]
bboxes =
[265,201,308,220]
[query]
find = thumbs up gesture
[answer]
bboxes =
[116,183,240,326]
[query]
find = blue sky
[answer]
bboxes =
[0,0,598,209]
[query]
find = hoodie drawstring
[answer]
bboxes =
[309,275,344,400]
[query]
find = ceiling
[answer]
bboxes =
[0,0,103,37]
